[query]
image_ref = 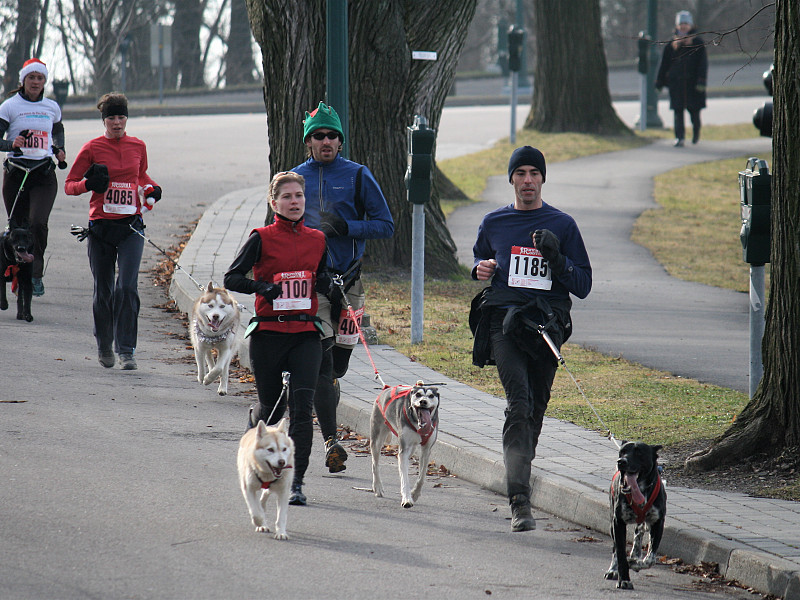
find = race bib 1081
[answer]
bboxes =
[508,245,551,290]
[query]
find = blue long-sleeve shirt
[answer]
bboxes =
[472,202,592,301]
[293,155,394,272]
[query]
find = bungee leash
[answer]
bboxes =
[331,272,387,389]
[537,325,621,449]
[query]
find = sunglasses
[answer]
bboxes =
[311,131,341,141]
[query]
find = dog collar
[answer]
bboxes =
[256,465,293,489]
[193,318,234,344]
[611,470,662,524]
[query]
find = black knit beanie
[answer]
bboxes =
[508,146,546,182]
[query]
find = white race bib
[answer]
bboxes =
[272,270,312,310]
[103,181,137,215]
[336,305,364,346]
[20,129,49,159]
[508,245,552,290]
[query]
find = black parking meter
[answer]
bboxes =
[52,80,69,106]
[637,32,651,75]
[405,115,435,205]
[752,64,773,137]
[739,157,771,265]
[508,26,524,73]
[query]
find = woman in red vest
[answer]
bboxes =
[225,171,330,506]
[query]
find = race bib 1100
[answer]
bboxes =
[272,270,312,310]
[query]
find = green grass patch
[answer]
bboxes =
[635,153,773,293]
[364,275,747,448]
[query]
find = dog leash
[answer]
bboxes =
[264,371,291,424]
[331,273,387,389]
[538,325,621,449]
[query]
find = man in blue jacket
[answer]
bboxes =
[293,102,394,477]
[471,146,592,532]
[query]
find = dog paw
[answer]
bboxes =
[401,498,414,508]
[202,373,216,385]
[273,531,289,541]
[603,571,618,581]
[17,313,33,322]
[217,388,227,396]
[255,525,270,533]
[616,580,634,590]
[0,301,7,310]
[372,485,384,498]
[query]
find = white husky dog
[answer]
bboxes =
[237,418,295,539]
[189,282,240,395]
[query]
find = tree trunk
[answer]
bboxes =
[225,0,257,86]
[3,0,41,94]
[245,0,476,276]
[685,0,800,473]
[525,0,630,135]
[173,0,205,89]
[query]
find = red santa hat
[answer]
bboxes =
[19,58,48,83]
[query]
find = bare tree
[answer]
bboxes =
[525,0,630,134]
[71,0,140,95]
[225,0,256,86]
[686,0,799,472]
[173,0,206,88]
[246,1,477,274]
[3,0,45,94]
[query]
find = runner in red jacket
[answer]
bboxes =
[65,93,161,371]
[225,171,331,507]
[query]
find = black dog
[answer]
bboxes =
[1,226,35,322]
[604,441,666,590]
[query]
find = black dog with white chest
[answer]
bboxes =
[1,225,35,322]
[604,441,666,590]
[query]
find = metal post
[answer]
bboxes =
[158,25,164,105]
[510,70,518,144]
[749,265,765,398]
[639,72,647,132]
[326,0,349,159]
[645,0,663,128]
[411,203,425,344]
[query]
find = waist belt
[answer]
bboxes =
[245,314,322,338]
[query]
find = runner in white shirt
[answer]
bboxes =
[0,58,66,296]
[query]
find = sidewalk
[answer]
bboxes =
[169,140,799,600]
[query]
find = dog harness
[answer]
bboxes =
[3,264,20,294]
[375,385,438,446]
[611,470,662,524]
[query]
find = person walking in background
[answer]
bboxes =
[655,10,708,147]
[65,93,162,371]
[224,171,331,507]
[0,58,67,296]
[292,102,394,474]
[469,146,592,532]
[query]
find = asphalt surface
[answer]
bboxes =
[2,87,797,599]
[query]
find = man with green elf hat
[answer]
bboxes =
[290,102,394,498]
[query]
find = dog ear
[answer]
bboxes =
[275,417,289,433]
[207,281,214,292]
[255,420,268,437]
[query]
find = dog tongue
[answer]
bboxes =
[625,473,646,505]
[417,408,433,436]
[19,251,34,263]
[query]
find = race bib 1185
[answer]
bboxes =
[508,245,551,290]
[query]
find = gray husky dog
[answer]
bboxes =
[370,380,439,508]
[189,282,240,395]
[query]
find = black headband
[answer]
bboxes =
[102,104,128,119]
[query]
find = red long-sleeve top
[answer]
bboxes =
[64,133,157,221]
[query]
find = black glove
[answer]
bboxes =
[532,229,566,275]
[254,281,281,303]
[315,271,332,295]
[319,211,349,238]
[83,163,109,193]
[145,185,162,202]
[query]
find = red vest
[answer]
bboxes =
[251,218,326,334]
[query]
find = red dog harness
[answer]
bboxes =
[375,385,438,446]
[611,470,662,524]
[4,264,20,294]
